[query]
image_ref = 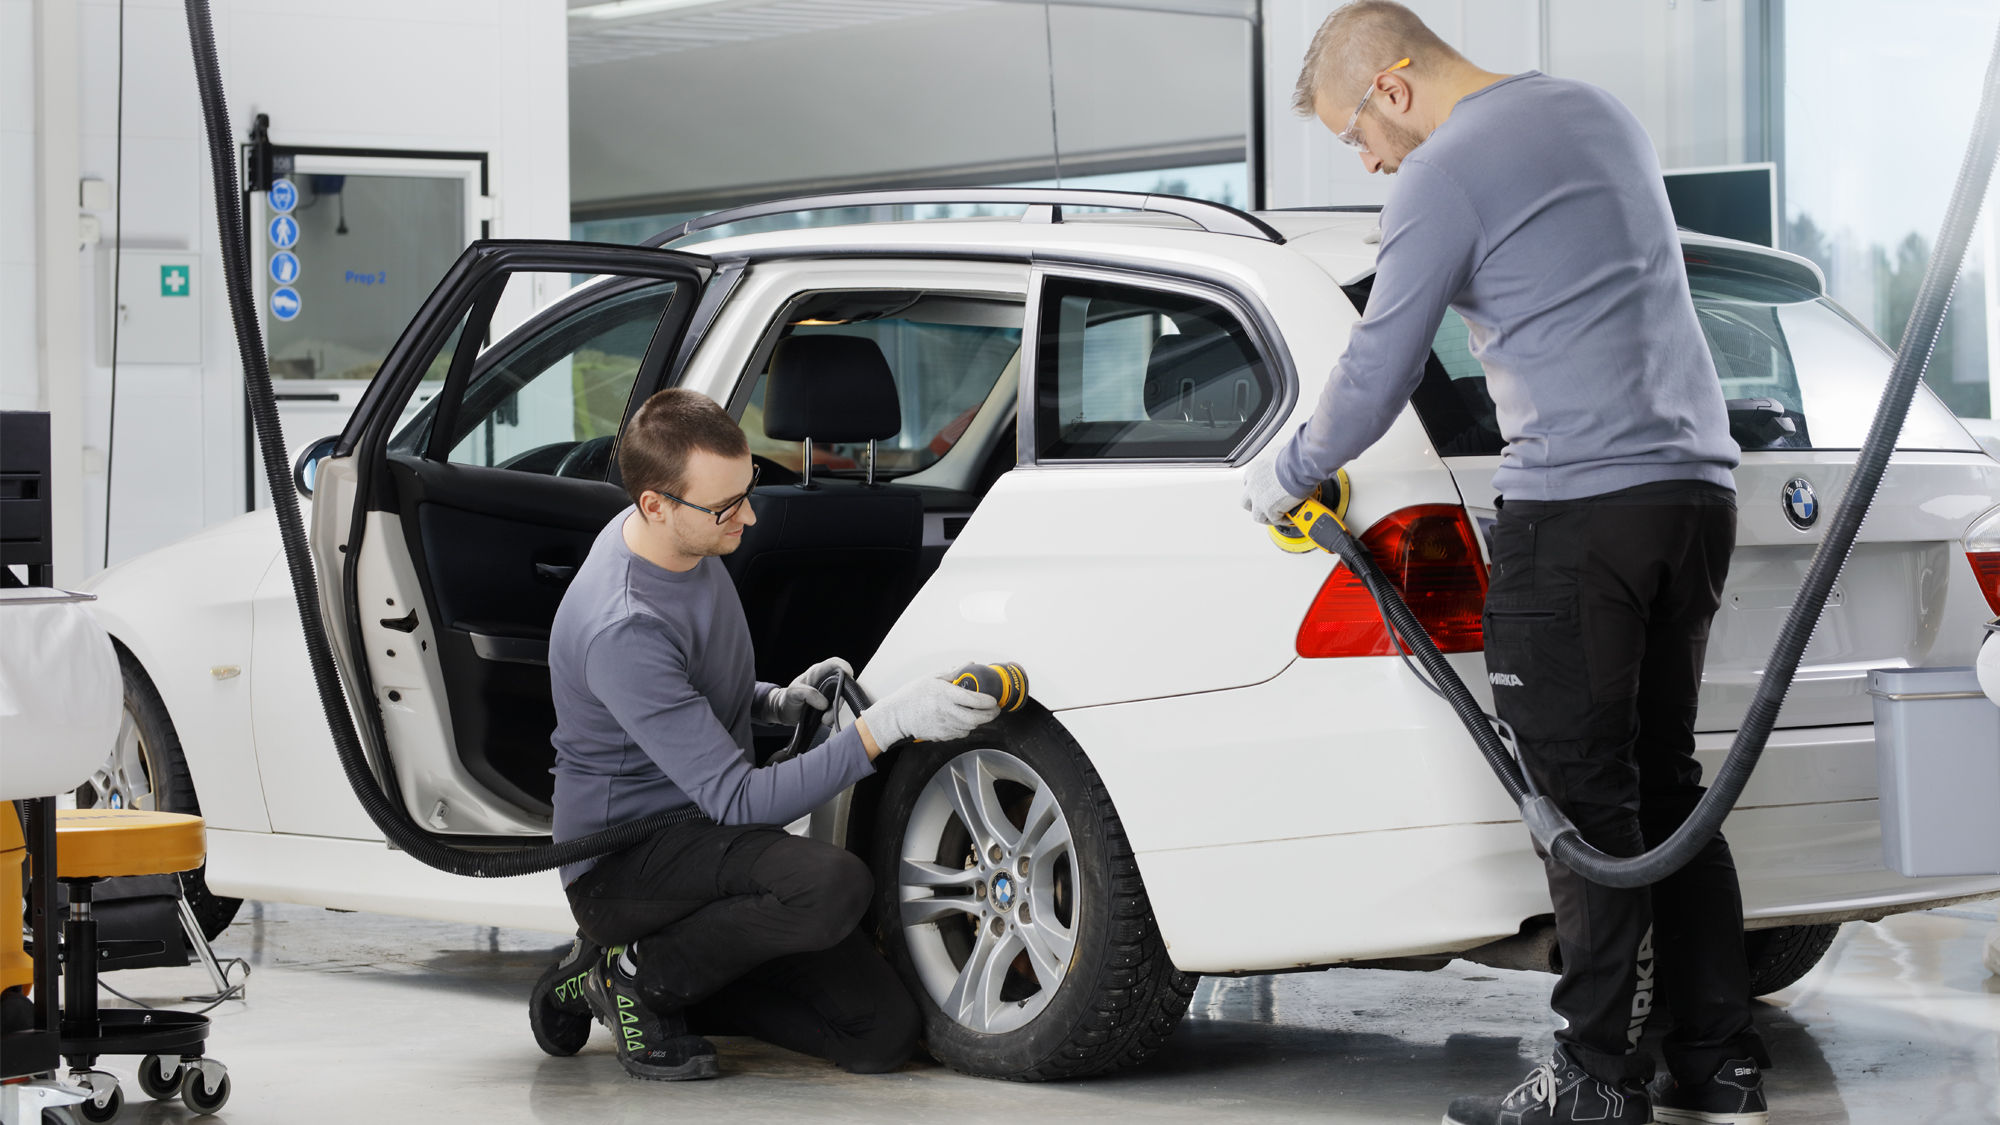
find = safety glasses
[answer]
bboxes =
[1334,57,1412,150]
[657,464,760,525]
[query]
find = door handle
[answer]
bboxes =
[535,562,578,584]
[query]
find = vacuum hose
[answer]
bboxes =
[1296,20,2000,889]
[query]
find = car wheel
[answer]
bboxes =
[104,648,243,941]
[1744,923,1840,996]
[871,710,1196,1081]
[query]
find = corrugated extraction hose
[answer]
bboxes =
[1309,19,2000,889]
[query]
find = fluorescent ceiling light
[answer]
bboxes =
[570,0,728,20]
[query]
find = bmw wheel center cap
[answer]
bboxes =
[992,873,1014,910]
[1783,477,1818,530]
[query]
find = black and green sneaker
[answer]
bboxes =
[580,945,719,1081]
[529,933,601,1057]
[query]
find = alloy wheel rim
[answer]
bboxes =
[897,747,1078,1034]
[75,704,156,811]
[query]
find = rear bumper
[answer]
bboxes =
[1057,664,2000,973]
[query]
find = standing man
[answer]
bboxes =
[532,388,1001,1081]
[1244,5,1767,1124]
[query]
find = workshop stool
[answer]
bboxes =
[54,808,231,1119]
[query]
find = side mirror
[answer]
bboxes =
[293,435,340,498]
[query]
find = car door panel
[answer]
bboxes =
[315,241,712,837]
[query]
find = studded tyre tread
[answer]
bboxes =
[871,709,1197,1082]
[1743,922,1840,996]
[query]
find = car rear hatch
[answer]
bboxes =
[1385,243,2000,731]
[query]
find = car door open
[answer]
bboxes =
[310,241,714,839]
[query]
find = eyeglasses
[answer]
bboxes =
[1335,57,1411,149]
[657,464,760,525]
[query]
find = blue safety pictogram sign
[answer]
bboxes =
[268,214,299,250]
[269,251,300,285]
[271,286,302,322]
[268,178,298,213]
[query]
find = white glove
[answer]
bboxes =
[1242,459,1307,526]
[860,671,1002,749]
[756,656,854,726]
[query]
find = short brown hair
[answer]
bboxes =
[1292,1,1465,117]
[616,388,749,506]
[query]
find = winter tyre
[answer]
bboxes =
[1744,923,1840,996]
[871,710,1196,1081]
[109,648,242,941]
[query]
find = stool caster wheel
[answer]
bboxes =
[180,1059,230,1115]
[137,1054,184,1100]
[67,1070,120,1124]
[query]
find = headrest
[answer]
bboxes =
[1141,328,1258,421]
[764,335,902,443]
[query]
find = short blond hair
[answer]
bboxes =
[1292,1,1466,117]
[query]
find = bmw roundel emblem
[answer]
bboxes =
[1782,477,1818,530]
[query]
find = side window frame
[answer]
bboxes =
[720,283,1029,478]
[1019,262,1297,467]
[416,276,687,466]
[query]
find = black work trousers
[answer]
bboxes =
[1481,478,1767,1088]
[565,821,919,1074]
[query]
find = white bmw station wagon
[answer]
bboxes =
[81,191,2000,1080]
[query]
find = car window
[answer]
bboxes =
[1388,263,1977,457]
[739,291,1022,479]
[1033,277,1276,460]
[389,279,676,477]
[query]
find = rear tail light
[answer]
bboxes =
[1967,505,2000,614]
[1297,505,1489,658]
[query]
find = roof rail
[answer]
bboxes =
[641,188,1285,247]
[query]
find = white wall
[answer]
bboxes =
[2,0,40,416]
[17,0,569,580]
[1263,0,1757,208]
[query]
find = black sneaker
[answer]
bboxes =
[529,933,600,1057]
[1444,1047,1650,1125]
[580,946,719,1081]
[1649,1057,1768,1125]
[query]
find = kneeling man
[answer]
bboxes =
[536,388,1000,1080]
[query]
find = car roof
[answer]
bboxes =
[664,205,1820,296]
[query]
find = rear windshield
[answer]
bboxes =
[1374,262,1978,457]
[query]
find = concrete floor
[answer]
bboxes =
[67,898,2000,1124]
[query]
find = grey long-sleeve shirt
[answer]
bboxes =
[549,509,875,885]
[1276,71,1739,503]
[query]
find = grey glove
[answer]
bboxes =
[756,656,854,726]
[1242,458,1307,526]
[860,671,1002,749]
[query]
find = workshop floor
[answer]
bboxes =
[67,898,1999,1124]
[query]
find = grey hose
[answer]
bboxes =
[1310,18,2000,888]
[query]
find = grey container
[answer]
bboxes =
[1869,666,2000,877]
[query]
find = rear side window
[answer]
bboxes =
[1034,277,1276,461]
[738,290,1022,480]
[1390,261,1977,456]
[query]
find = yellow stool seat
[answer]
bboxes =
[54,809,206,880]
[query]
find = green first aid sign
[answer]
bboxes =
[160,264,191,297]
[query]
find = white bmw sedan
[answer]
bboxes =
[80,193,2000,1080]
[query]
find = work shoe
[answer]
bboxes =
[529,933,600,1057]
[1443,1047,1649,1125]
[580,945,719,1081]
[1649,1057,1768,1125]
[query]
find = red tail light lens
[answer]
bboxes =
[1970,553,2000,614]
[1296,505,1490,657]
[1968,506,2000,615]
